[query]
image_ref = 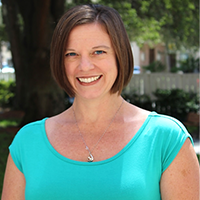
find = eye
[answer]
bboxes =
[94,50,105,55]
[65,52,77,57]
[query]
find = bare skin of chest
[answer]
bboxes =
[45,107,149,162]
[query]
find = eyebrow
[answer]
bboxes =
[92,45,110,50]
[65,48,75,52]
[65,45,110,52]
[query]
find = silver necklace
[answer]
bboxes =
[72,99,124,162]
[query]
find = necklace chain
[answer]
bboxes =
[72,99,124,162]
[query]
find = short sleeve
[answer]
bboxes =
[8,119,47,174]
[9,126,26,173]
[160,116,194,173]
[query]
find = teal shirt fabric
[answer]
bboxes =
[9,112,193,200]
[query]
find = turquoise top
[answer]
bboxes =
[9,112,193,200]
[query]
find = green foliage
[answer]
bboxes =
[65,0,93,9]
[0,119,20,128]
[122,92,152,111]
[170,66,180,73]
[179,56,199,73]
[142,61,166,72]
[98,0,199,48]
[0,24,8,42]
[123,88,199,122]
[97,1,163,45]
[153,89,199,121]
[0,80,16,108]
[0,5,8,42]
[197,154,200,163]
[65,0,199,48]
[137,0,199,48]
[186,125,199,135]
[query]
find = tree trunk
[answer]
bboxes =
[2,0,66,126]
[2,0,26,109]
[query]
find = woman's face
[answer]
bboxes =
[64,23,118,100]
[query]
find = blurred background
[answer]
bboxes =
[0,0,199,194]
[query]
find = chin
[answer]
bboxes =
[76,90,110,100]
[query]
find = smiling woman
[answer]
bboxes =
[51,4,133,97]
[63,23,118,100]
[1,4,199,200]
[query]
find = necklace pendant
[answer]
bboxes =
[88,153,94,162]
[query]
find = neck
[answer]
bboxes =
[72,94,123,124]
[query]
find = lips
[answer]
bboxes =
[77,75,101,83]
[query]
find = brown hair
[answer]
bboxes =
[50,4,134,97]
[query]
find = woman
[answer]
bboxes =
[2,4,199,200]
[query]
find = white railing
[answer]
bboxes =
[124,73,199,97]
[0,72,199,97]
[0,72,15,81]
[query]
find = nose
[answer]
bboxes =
[79,55,94,71]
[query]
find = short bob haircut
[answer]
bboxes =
[50,4,134,97]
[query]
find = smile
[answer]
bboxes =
[78,75,101,83]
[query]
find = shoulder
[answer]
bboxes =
[11,118,47,147]
[17,118,47,136]
[148,112,189,134]
[146,112,193,148]
[21,118,47,130]
[149,112,183,125]
[134,111,193,149]
[146,112,194,173]
[9,118,47,173]
[45,108,74,135]
[126,102,188,135]
[124,102,191,140]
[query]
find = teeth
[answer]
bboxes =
[78,75,100,83]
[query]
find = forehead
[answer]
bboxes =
[66,23,112,48]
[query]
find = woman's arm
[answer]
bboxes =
[1,154,26,200]
[160,138,199,200]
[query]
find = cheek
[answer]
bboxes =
[64,58,80,75]
[64,62,74,78]
[64,65,74,88]
[108,59,118,76]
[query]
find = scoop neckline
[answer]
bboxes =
[41,112,156,166]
